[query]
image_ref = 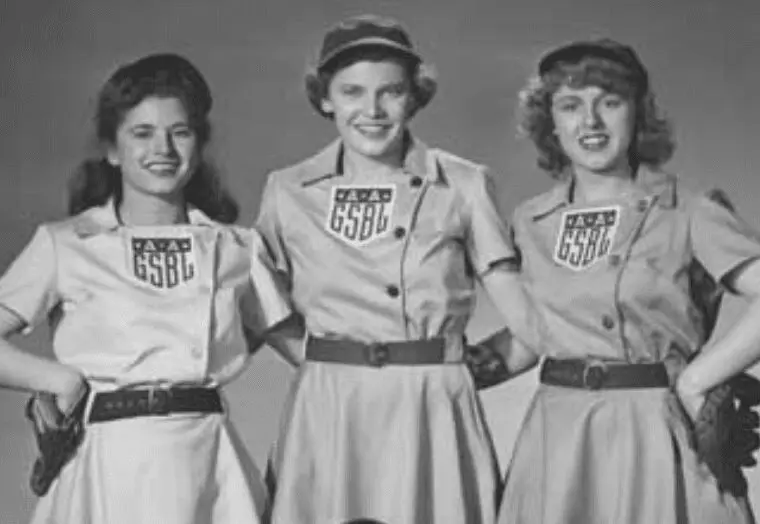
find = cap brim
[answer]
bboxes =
[539,42,625,76]
[318,37,421,71]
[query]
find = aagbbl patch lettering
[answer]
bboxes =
[131,237,196,288]
[554,206,620,270]
[326,185,396,246]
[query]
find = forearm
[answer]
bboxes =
[0,338,81,396]
[505,338,540,376]
[679,296,760,395]
[263,314,305,368]
[0,306,82,396]
[480,267,542,353]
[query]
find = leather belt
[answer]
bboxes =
[305,337,447,367]
[540,358,669,390]
[88,386,223,423]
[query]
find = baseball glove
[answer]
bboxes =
[689,373,760,497]
[465,343,510,390]
[25,386,90,496]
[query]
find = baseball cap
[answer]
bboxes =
[538,38,649,91]
[316,15,422,72]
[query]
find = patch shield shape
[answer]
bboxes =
[326,185,396,246]
[554,206,620,270]
[130,236,196,289]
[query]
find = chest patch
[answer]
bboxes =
[325,185,396,246]
[130,236,196,288]
[553,206,620,270]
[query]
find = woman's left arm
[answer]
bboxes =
[481,267,543,366]
[677,259,760,417]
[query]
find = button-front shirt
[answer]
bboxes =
[514,167,760,365]
[255,136,515,360]
[0,202,292,388]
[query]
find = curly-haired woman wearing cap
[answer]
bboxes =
[496,38,759,523]
[257,14,540,524]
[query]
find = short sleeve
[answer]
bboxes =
[690,192,760,287]
[0,225,59,330]
[465,168,518,276]
[240,229,294,349]
[254,173,291,278]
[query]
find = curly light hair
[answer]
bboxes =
[518,55,675,178]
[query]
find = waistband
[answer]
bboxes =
[88,386,223,423]
[540,358,670,390]
[305,337,453,367]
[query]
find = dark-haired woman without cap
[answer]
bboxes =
[498,38,760,523]
[259,14,540,524]
[0,53,294,524]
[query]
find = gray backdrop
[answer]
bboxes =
[1,0,759,521]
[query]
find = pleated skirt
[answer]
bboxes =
[30,411,268,524]
[267,361,501,524]
[498,384,755,524]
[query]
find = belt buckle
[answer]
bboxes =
[147,385,172,416]
[366,343,390,368]
[582,362,607,390]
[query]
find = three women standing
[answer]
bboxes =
[5,15,760,524]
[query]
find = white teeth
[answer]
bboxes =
[147,165,178,175]
[356,125,390,138]
[579,135,609,148]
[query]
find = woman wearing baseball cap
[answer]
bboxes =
[257,14,540,524]
[497,38,760,523]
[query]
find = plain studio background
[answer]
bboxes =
[1,0,758,521]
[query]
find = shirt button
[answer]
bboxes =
[601,315,616,330]
[636,199,649,212]
[191,347,203,358]
[386,284,400,298]
[608,254,621,267]
[394,226,406,239]
[410,176,423,188]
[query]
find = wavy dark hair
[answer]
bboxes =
[68,53,239,223]
[517,56,675,179]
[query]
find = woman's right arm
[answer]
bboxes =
[0,306,86,411]
[0,225,87,412]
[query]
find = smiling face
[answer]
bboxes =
[551,84,635,175]
[107,96,198,201]
[321,59,414,165]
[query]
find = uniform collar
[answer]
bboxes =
[529,165,678,220]
[300,132,443,186]
[73,199,215,237]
